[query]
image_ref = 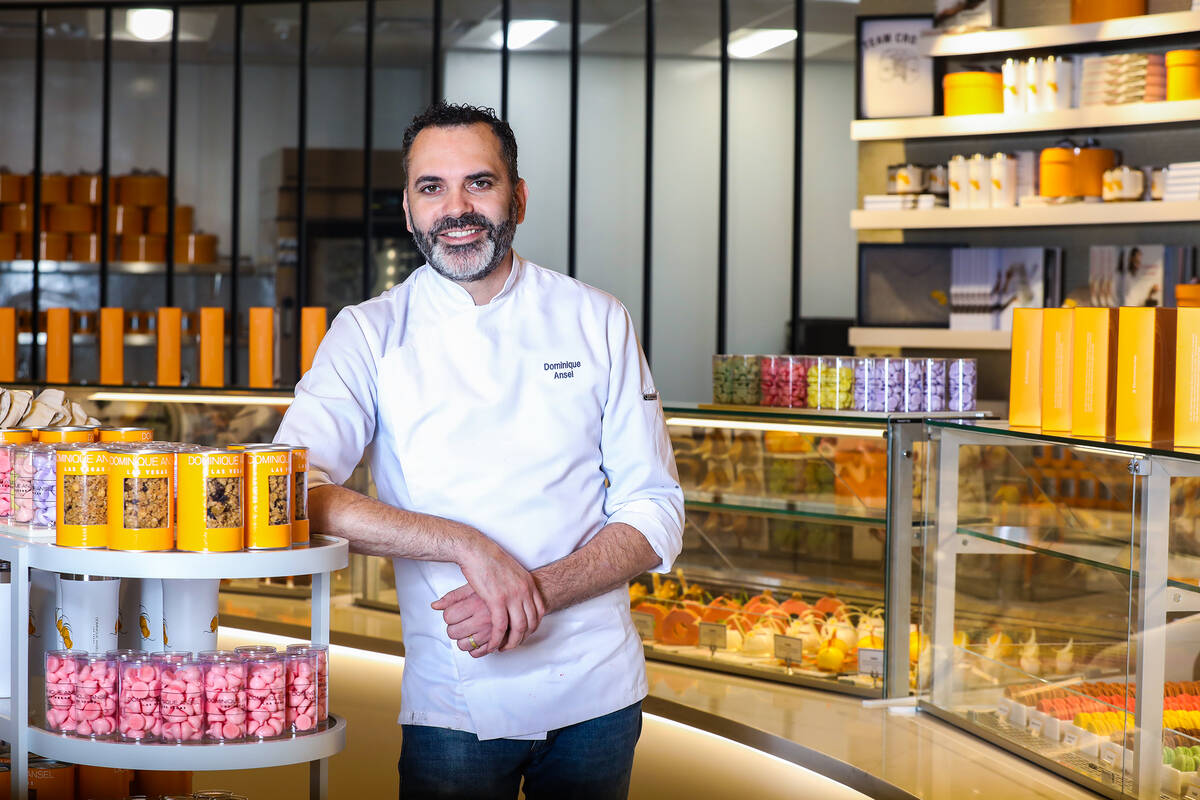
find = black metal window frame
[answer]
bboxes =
[9,0,805,383]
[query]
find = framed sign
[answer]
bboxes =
[856,15,935,119]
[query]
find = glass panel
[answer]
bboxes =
[727,0,795,357]
[507,0,569,273]
[370,0,433,297]
[442,0,502,109]
[0,9,35,379]
[240,2,300,387]
[634,411,892,696]
[575,0,644,329]
[920,426,1138,796]
[650,0,718,404]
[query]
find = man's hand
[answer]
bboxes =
[432,539,545,656]
[435,589,493,657]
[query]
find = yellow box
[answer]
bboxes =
[1041,308,1074,431]
[1071,308,1118,438]
[1116,307,1176,442]
[1008,308,1043,427]
[1175,308,1200,447]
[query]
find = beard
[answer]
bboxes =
[411,202,519,283]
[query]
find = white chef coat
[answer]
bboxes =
[275,253,684,740]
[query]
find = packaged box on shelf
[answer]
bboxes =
[1175,308,1200,447]
[1072,308,1118,438]
[1041,308,1074,431]
[1009,308,1043,428]
[1115,306,1176,441]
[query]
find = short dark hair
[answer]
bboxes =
[401,102,519,186]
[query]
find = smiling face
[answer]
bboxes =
[403,122,527,283]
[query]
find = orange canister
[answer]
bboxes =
[1178,284,1200,308]
[107,447,174,551]
[97,427,153,443]
[69,174,113,206]
[55,444,109,548]
[19,232,69,261]
[175,233,217,264]
[1040,146,1077,197]
[70,233,114,262]
[148,204,194,235]
[0,428,34,444]
[2,203,37,233]
[27,758,75,800]
[0,233,14,261]
[117,173,167,207]
[290,445,309,545]
[37,427,94,444]
[0,172,25,204]
[47,204,94,234]
[943,71,1003,116]
[244,446,292,550]
[121,234,166,262]
[1074,140,1118,198]
[27,175,70,205]
[1070,0,1144,23]
[108,204,144,236]
[1167,50,1200,101]
[177,448,244,552]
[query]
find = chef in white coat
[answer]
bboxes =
[275,102,684,799]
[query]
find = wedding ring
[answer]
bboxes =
[469,635,480,651]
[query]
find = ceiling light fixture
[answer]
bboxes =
[727,28,797,59]
[126,8,173,41]
[489,19,557,50]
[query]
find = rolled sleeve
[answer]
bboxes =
[275,306,380,486]
[599,304,684,574]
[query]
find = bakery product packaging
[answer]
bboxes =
[1175,308,1200,447]
[1009,308,1044,428]
[1041,308,1074,431]
[1116,306,1176,442]
[1071,308,1118,438]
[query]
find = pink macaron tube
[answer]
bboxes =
[244,654,286,740]
[287,643,329,726]
[70,654,118,739]
[117,655,162,742]
[44,649,80,734]
[285,652,319,735]
[159,657,205,743]
[200,650,247,742]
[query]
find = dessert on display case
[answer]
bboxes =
[625,403,980,698]
[920,419,1200,800]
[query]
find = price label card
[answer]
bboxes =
[857,648,884,677]
[698,622,727,650]
[1182,783,1200,800]
[774,634,806,662]
[1063,730,1079,747]
[1028,718,1043,737]
[631,611,656,641]
[1099,743,1120,769]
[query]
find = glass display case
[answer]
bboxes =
[920,419,1200,800]
[627,404,982,699]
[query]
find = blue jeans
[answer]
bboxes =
[398,701,643,799]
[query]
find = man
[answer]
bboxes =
[275,102,684,799]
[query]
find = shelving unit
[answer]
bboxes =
[917,10,1200,57]
[851,100,1200,141]
[849,327,1012,351]
[0,530,350,800]
[851,201,1200,230]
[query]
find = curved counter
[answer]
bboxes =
[213,592,1103,800]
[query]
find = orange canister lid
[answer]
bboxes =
[1040,147,1076,163]
[943,71,1003,89]
[0,428,35,444]
[36,426,96,444]
[1167,49,1200,67]
[96,426,154,443]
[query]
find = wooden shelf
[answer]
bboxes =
[849,327,1012,351]
[850,201,1200,230]
[850,100,1200,141]
[918,10,1200,57]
